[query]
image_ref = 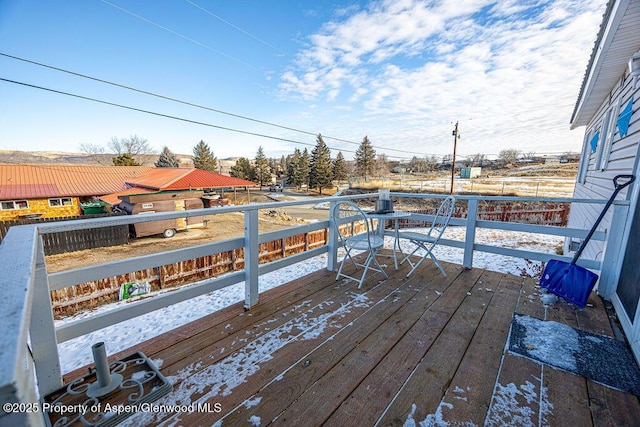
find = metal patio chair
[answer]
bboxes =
[332,201,388,288]
[398,196,455,277]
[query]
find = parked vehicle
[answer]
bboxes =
[117,191,205,238]
[269,184,283,192]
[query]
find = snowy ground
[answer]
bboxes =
[56,227,563,373]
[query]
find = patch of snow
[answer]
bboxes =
[390,226,562,277]
[539,383,553,425]
[248,415,261,426]
[56,254,330,373]
[584,335,604,344]
[405,400,454,427]
[131,370,148,381]
[243,396,262,409]
[514,315,579,372]
[119,290,371,426]
[452,386,468,401]
[485,381,537,426]
[539,291,558,306]
[403,404,418,427]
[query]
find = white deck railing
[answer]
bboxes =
[0,192,629,426]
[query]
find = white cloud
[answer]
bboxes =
[278,0,605,158]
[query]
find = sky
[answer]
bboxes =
[0,0,606,162]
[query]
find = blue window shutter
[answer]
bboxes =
[617,98,633,138]
[590,130,600,152]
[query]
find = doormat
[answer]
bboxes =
[509,313,640,396]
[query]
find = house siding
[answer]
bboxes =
[0,197,81,221]
[568,71,640,261]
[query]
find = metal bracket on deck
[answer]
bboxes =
[43,347,171,427]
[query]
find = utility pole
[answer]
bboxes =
[450,121,459,194]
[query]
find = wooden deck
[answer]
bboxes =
[63,252,640,426]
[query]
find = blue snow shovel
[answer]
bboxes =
[540,174,635,307]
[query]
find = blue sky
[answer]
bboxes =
[0,0,605,162]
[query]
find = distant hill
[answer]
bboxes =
[0,150,240,174]
[0,150,180,166]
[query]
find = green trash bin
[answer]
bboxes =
[80,201,107,214]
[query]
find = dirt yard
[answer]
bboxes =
[45,194,323,273]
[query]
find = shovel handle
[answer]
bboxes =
[614,174,635,191]
[572,174,635,264]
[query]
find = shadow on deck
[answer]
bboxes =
[62,252,640,426]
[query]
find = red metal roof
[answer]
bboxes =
[124,168,189,190]
[0,165,258,201]
[98,187,155,205]
[127,168,258,191]
[0,165,155,199]
[162,169,258,190]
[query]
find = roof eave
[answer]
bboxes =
[570,0,621,129]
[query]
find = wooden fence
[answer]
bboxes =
[50,228,332,317]
[397,203,570,228]
[0,213,129,255]
[48,203,567,317]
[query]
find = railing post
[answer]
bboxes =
[598,203,630,299]
[244,209,259,309]
[463,199,478,269]
[30,234,62,395]
[327,200,338,271]
[1,225,47,426]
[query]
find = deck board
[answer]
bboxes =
[375,268,491,425]
[271,264,464,425]
[434,272,524,426]
[61,253,640,427]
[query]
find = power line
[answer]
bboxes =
[0,52,426,156]
[185,0,283,53]
[0,78,323,148]
[1,77,426,160]
[99,0,261,71]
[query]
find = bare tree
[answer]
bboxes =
[376,154,390,176]
[78,142,109,165]
[109,135,155,163]
[470,153,485,167]
[409,156,425,173]
[80,135,155,165]
[498,149,520,165]
[425,155,439,171]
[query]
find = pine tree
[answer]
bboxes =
[253,146,271,188]
[299,148,310,189]
[354,136,376,179]
[112,152,141,166]
[155,146,179,168]
[192,140,218,172]
[333,151,348,182]
[279,155,287,178]
[229,157,254,180]
[309,134,333,194]
[287,149,302,188]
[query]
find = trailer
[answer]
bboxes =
[117,191,205,238]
